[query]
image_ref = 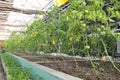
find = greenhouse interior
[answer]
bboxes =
[0,0,120,80]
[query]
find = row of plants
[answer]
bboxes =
[4,0,120,57]
[1,52,43,80]
[0,52,31,80]
[2,0,120,76]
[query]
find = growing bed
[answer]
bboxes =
[13,52,120,80]
[2,52,81,80]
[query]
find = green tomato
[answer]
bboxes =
[101,25,104,28]
[100,31,106,35]
[66,16,69,21]
[85,45,90,49]
[72,10,77,14]
[83,2,86,6]
[81,23,86,27]
[116,11,119,15]
[97,28,101,32]
[84,10,89,13]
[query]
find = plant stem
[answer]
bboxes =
[84,34,96,71]
[71,43,79,69]
[101,39,120,72]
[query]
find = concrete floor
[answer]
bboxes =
[0,59,6,80]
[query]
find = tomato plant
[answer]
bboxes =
[3,0,120,57]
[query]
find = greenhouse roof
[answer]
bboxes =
[0,0,54,40]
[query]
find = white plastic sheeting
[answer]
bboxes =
[13,0,53,11]
[0,0,53,40]
[0,30,11,40]
[0,12,43,40]
[0,37,9,40]
[4,26,26,32]
[0,30,10,36]
[6,12,43,25]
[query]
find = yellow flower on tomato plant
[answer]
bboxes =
[52,40,56,45]
[69,37,73,42]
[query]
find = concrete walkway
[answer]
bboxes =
[0,59,6,80]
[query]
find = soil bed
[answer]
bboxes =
[14,52,120,80]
